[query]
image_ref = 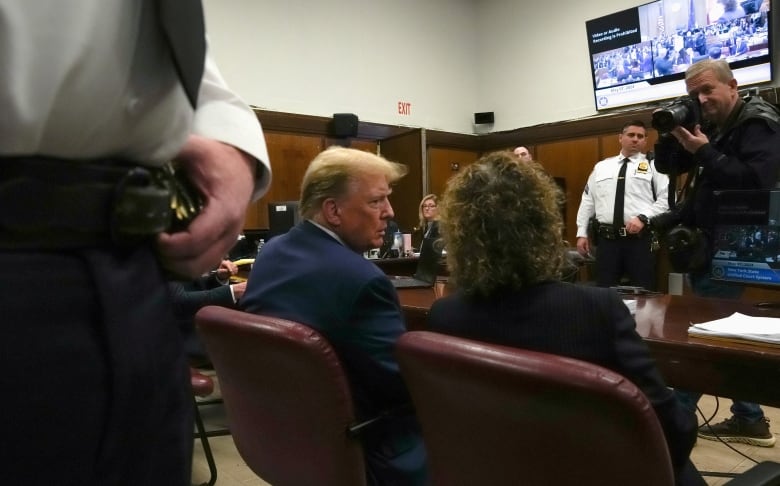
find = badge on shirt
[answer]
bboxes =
[637,161,649,174]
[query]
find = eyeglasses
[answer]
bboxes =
[422,204,437,209]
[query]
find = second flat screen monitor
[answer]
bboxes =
[268,201,300,240]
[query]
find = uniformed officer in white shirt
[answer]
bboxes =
[575,120,669,289]
[0,2,271,484]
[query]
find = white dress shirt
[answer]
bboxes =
[575,153,669,237]
[0,0,270,198]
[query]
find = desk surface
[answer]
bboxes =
[371,256,448,277]
[398,289,780,407]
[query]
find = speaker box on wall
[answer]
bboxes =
[474,111,494,124]
[330,113,359,138]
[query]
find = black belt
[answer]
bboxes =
[597,222,644,240]
[0,156,190,249]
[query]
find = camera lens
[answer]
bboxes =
[651,110,676,133]
[651,97,697,134]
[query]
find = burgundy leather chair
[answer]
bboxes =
[195,306,368,486]
[395,331,780,486]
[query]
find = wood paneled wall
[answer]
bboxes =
[380,130,424,232]
[534,137,600,245]
[249,109,662,242]
[246,86,780,297]
[427,147,480,202]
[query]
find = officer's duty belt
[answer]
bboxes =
[597,222,643,240]
[0,156,173,249]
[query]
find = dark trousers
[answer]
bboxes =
[0,246,191,485]
[595,234,656,290]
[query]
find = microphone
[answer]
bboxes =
[646,151,655,162]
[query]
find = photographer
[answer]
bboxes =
[653,59,780,447]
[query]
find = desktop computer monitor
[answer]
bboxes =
[710,190,780,285]
[268,201,300,240]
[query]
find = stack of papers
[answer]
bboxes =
[688,312,780,347]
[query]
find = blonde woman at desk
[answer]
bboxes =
[429,151,705,486]
[414,194,440,250]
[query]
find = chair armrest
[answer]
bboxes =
[726,462,780,486]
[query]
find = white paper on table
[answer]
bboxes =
[688,312,780,345]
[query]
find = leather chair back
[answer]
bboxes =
[196,306,366,486]
[396,331,675,486]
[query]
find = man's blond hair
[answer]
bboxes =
[299,147,407,219]
[685,59,734,84]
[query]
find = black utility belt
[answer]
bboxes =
[597,223,644,240]
[0,156,202,249]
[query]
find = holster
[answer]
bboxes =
[587,217,599,245]
[0,157,202,249]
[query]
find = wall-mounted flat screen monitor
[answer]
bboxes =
[586,0,772,111]
[711,190,780,285]
[268,201,300,240]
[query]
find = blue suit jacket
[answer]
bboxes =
[429,281,704,486]
[242,221,428,485]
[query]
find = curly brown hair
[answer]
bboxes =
[440,151,566,296]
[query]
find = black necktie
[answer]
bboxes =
[613,158,629,227]
[157,0,206,107]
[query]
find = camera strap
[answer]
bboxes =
[679,166,700,204]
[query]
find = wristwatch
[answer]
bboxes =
[637,214,650,225]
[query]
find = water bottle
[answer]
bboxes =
[392,231,403,258]
[252,239,265,269]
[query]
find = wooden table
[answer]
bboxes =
[370,257,420,276]
[371,256,448,277]
[397,289,780,408]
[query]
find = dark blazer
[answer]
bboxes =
[168,275,237,362]
[423,220,439,240]
[429,281,704,486]
[242,221,428,486]
[413,221,439,251]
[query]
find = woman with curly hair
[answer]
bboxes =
[428,150,704,486]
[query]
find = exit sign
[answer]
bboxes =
[397,101,411,115]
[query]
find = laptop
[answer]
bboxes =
[389,237,443,289]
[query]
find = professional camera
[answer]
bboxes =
[651,96,700,134]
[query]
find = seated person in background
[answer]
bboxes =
[241,146,429,486]
[655,49,675,76]
[717,0,746,22]
[512,145,533,162]
[428,151,704,486]
[168,259,246,365]
[414,194,440,249]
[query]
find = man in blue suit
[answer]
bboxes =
[242,146,429,485]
